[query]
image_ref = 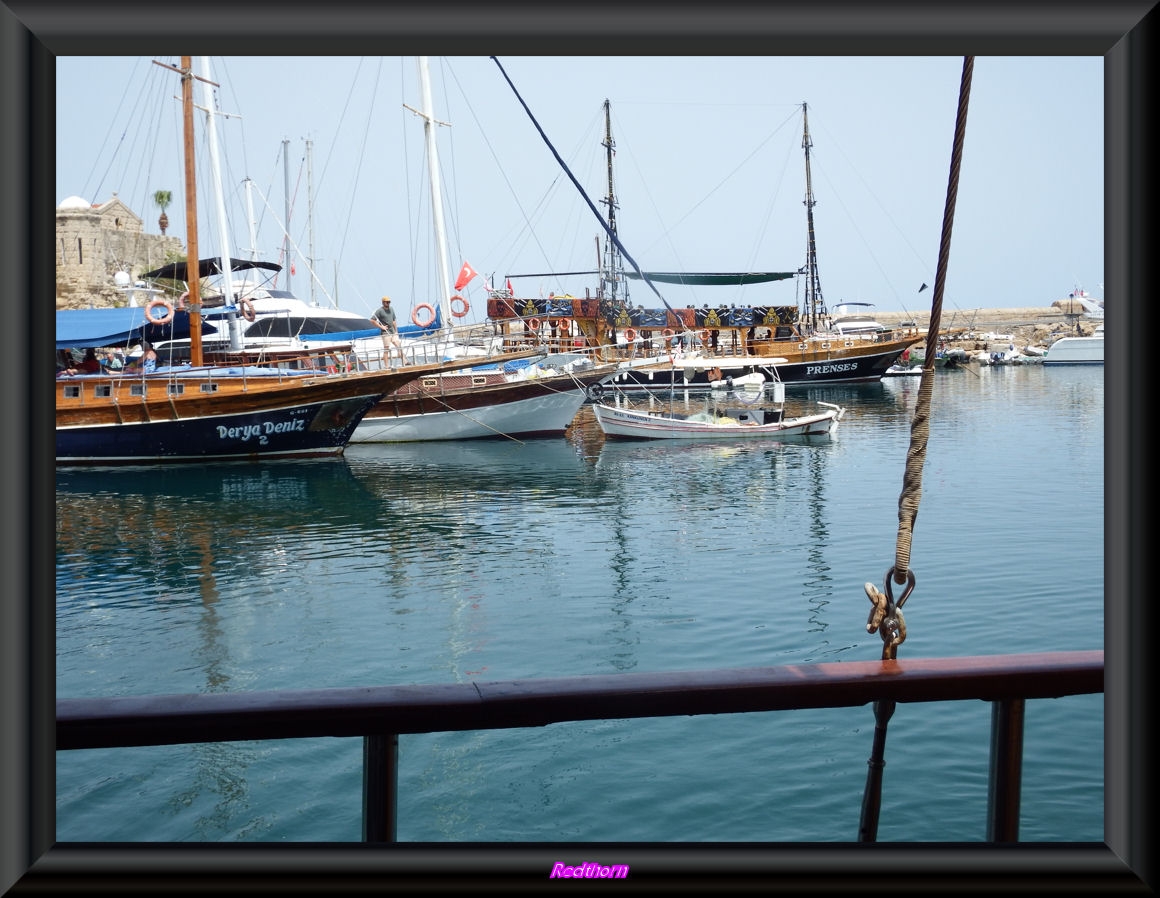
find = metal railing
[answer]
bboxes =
[56,649,1102,843]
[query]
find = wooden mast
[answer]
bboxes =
[801,102,826,334]
[181,56,203,367]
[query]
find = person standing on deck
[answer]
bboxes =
[372,296,406,367]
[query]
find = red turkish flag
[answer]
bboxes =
[453,261,478,291]
[506,278,514,295]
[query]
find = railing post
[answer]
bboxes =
[986,698,1025,842]
[362,733,399,843]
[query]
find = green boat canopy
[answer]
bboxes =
[623,271,796,286]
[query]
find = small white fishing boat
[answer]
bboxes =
[591,380,843,441]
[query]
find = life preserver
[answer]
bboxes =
[527,317,541,330]
[624,327,637,342]
[557,317,571,330]
[700,329,711,343]
[412,303,436,327]
[239,298,257,323]
[821,341,831,350]
[662,328,675,338]
[450,294,470,318]
[144,298,174,325]
[585,382,606,402]
[176,291,188,309]
[844,339,854,348]
[798,342,807,351]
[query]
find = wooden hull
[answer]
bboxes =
[610,339,919,388]
[484,298,921,386]
[352,366,616,442]
[55,357,515,464]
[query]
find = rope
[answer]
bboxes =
[891,55,974,592]
[858,56,974,844]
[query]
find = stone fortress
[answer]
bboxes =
[55,193,184,310]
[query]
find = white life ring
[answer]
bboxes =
[144,298,174,325]
[527,317,541,330]
[412,303,436,328]
[239,298,257,323]
[821,341,831,350]
[450,294,470,318]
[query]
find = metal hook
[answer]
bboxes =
[883,567,916,611]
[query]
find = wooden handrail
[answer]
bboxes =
[57,651,1101,750]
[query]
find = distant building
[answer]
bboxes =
[55,193,184,309]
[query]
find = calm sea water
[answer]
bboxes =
[55,364,1104,843]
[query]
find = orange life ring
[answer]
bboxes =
[412,303,436,327]
[144,297,174,325]
[239,298,257,323]
[450,294,470,318]
[662,328,675,338]
[176,291,189,309]
[700,329,711,342]
[527,317,541,330]
[557,317,571,330]
[624,327,638,342]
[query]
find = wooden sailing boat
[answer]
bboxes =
[348,56,618,443]
[55,57,534,464]
[485,83,923,388]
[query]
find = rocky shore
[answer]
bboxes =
[873,305,1102,351]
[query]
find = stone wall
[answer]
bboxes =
[55,195,184,310]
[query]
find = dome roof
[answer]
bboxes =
[58,195,92,211]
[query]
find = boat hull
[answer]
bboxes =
[1042,335,1103,365]
[57,394,380,463]
[54,356,528,463]
[350,368,615,442]
[592,402,841,440]
[609,340,916,389]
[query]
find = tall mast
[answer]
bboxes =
[599,98,625,304]
[801,102,827,332]
[417,56,454,332]
[282,138,292,292]
[198,57,239,350]
[181,57,202,367]
[306,138,317,307]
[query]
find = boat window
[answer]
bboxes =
[94,384,112,398]
[129,384,146,397]
[61,384,81,399]
[471,375,489,386]
[167,383,185,395]
[199,383,219,394]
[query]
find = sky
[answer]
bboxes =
[55,55,1103,322]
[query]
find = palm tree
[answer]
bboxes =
[153,189,173,235]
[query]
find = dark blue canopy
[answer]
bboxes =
[56,307,220,350]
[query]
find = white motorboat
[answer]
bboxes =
[1043,325,1104,365]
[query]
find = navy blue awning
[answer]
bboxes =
[56,307,220,350]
